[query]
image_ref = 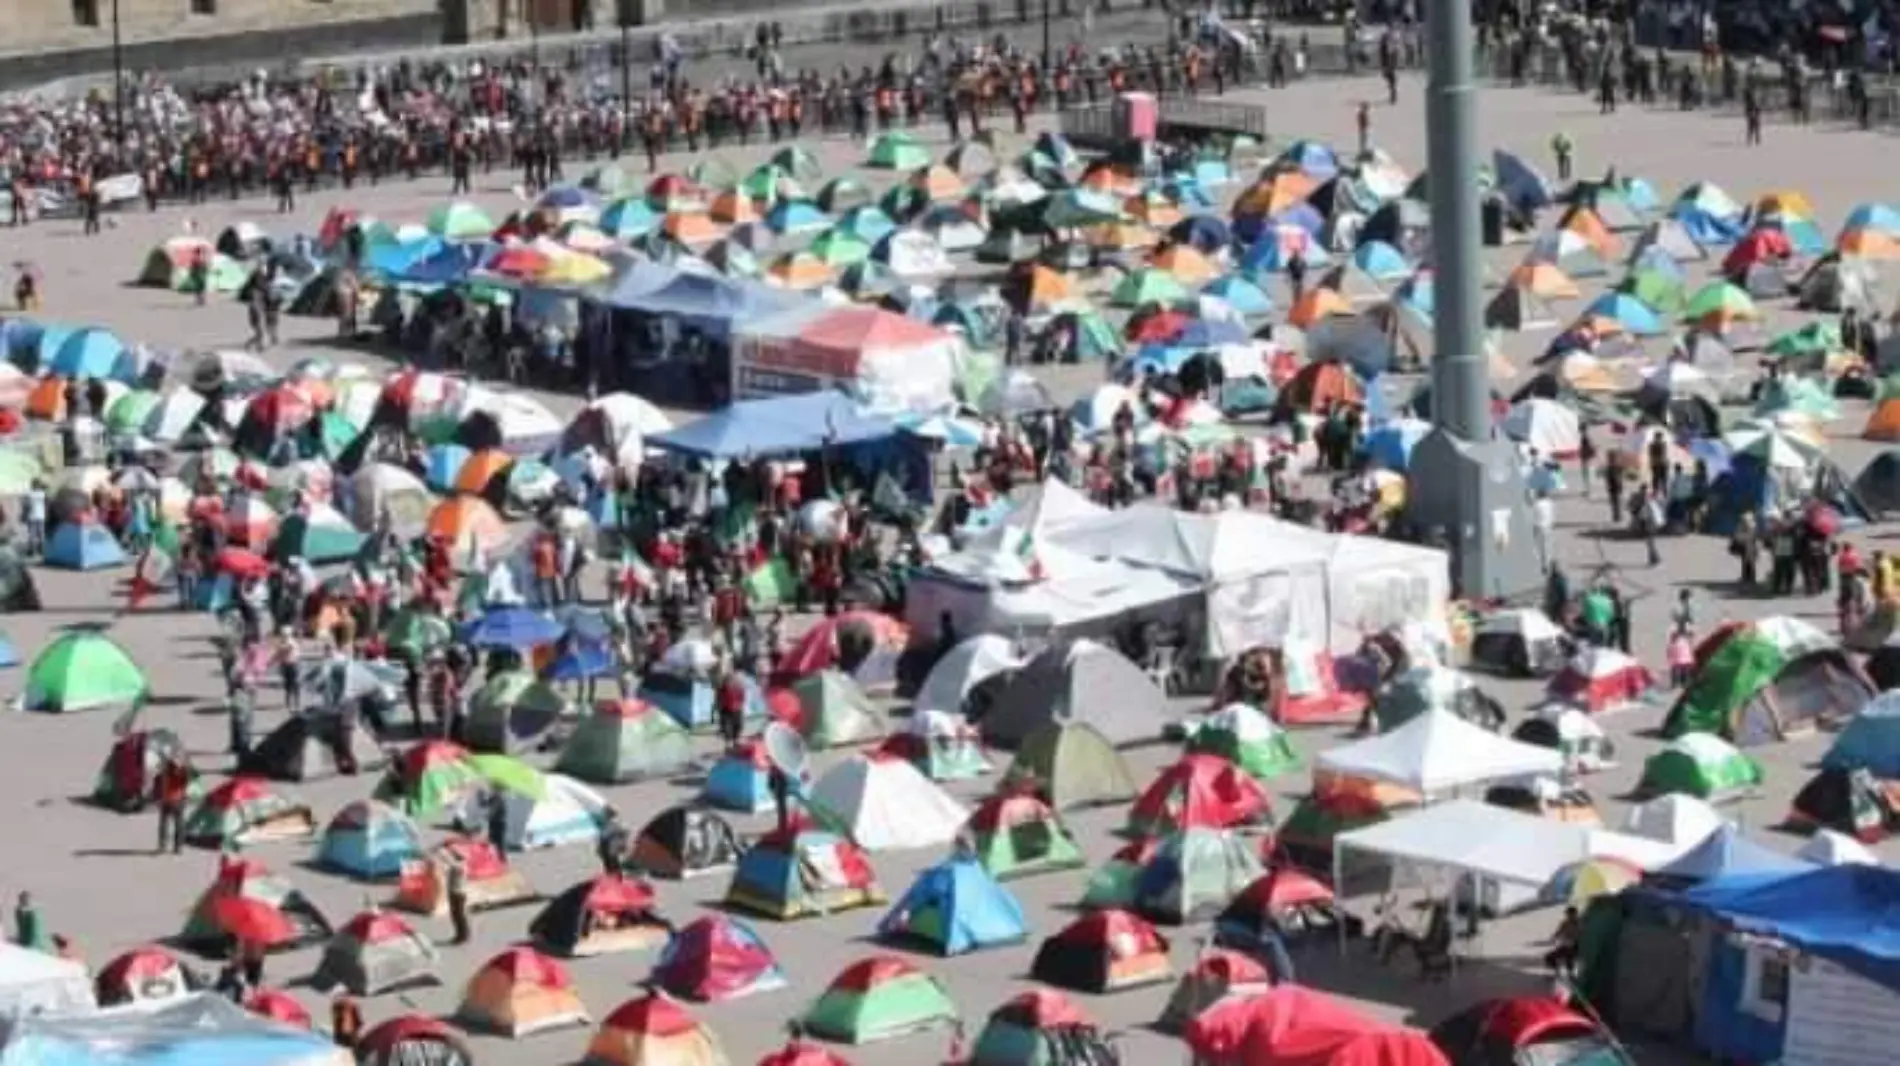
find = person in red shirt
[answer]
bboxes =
[715,668,748,749]
[154,758,191,854]
[530,532,561,606]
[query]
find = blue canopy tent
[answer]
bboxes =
[647,391,931,501]
[363,237,445,280]
[462,605,565,649]
[584,272,809,405]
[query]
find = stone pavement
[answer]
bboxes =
[0,68,1888,1065]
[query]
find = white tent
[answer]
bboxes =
[811,755,968,851]
[913,634,1026,716]
[1798,829,1881,866]
[880,230,952,277]
[1315,709,1562,795]
[1335,800,1594,891]
[455,774,606,851]
[0,943,92,1022]
[1,993,347,1066]
[1621,793,1723,853]
[1503,398,1583,458]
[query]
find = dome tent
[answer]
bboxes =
[962,789,1087,880]
[393,837,537,916]
[980,639,1172,748]
[970,990,1116,1066]
[630,806,744,879]
[877,854,1029,956]
[1127,755,1273,837]
[1665,617,1870,745]
[651,915,787,1002]
[182,778,316,849]
[725,822,883,920]
[529,874,672,957]
[1131,829,1267,925]
[1000,722,1138,811]
[316,800,424,879]
[585,991,729,1066]
[180,858,332,954]
[1155,949,1274,1035]
[241,713,383,782]
[457,947,590,1038]
[1182,704,1302,783]
[556,699,694,784]
[810,754,969,851]
[1638,733,1765,801]
[1031,909,1173,993]
[798,956,959,1045]
[311,910,439,996]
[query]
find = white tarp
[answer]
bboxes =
[1323,534,1450,649]
[1784,956,1900,1066]
[1337,800,1594,889]
[0,944,92,1024]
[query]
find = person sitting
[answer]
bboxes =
[1544,905,1582,976]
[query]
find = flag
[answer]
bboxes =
[126,546,176,610]
[1014,529,1046,581]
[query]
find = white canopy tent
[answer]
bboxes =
[1314,710,1563,796]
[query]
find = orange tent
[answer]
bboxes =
[26,376,68,421]
[1866,397,1900,441]
[1288,287,1352,329]
[910,164,967,201]
[425,497,509,562]
[1561,208,1622,259]
[1083,221,1157,250]
[708,191,758,225]
[767,252,833,290]
[1279,361,1363,413]
[1234,171,1318,217]
[662,212,724,245]
[1840,229,1900,259]
[1010,264,1080,310]
[453,449,514,497]
[1149,245,1220,284]
[1079,161,1142,198]
[1506,262,1580,299]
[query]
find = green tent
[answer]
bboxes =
[965,792,1086,880]
[1664,617,1860,743]
[880,184,928,223]
[464,670,569,754]
[770,145,825,183]
[1621,268,1684,315]
[807,228,872,268]
[555,699,693,783]
[867,132,932,171]
[1638,732,1764,799]
[271,509,368,564]
[24,630,148,712]
[1130,828,1265,924]
[374,742,482,818]
[177,254,249,294]
[740,163,805,204]
[427,201,495,240]
[1276,794,1390,868]
[104,391,161,436]
[794,671,888,748]
[817,176,873,213]
[1078,841,1149,909]
[580,162,638,199]
[1684,280,1759,322]
[684,157,738,189]
[1001,722,1136,811]
[1767,321,1842,367]
[799,956,959,1044]
[1184,704,1302,782]
[1752,374,1841,422]
[1043,189,1123,229]
[1109,267,1190,309]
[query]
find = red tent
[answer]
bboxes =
[244,988,313,1028]
[1127,754,1273,836]
[1187,986,1449,1066]
[1427,997,1605,1066]
[652,915,786,1002]
[96,947,194,1006]
[1721,228,1792,275]
[758,1041,855,1066]
[1030,909,1173,992]
[358,1016,475,1066]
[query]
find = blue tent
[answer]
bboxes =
[363,237,445,279]
[1351,240,1411,281]
[424,443,472,492]
[399,241,492,287]
[462,606,565,649]
[1621,177,1662,213]
[44,521,126,570]
[1671,206,1744,247]
[1630,245,1686,280]
[641,670,766,731]
[1363,418,1432,470]
[1201,276,1273,316]
[317,804,424,878]
[647,391,898,459]
[1239,235,1329,275]
[1493,149,1554,212]
[537,186,596,212]
[1845,202,1900,234]
[877,855,1028,956]
[0,633,17,668]
[1655,824,1812,883]
[1191,158,1233,188]
[1394,273,1435,318]
[765,200,829,234]
[1682,864,1900,987]
[836,206,898,243]
[47,327,126,380]
[1169,215,1233,254]
[1823,694,1900,776]
[0,319,45,369]
[701,745,774,812]
[599,198,661,238]
[1768,216,1829,257]
[1582,291,1665,335]
[1162,176,1217,210]
[1279,140,1339,179]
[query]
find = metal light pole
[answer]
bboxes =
[1424,0,1484,441]
[111,0,125,149]
[620,1,632,120]
[1042,0,1052,72]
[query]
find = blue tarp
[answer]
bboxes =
[397,241,493,286]
[1823,695,1900,776]
[363,237,444,279]
[1493,149,1555,212]
[1671,206,1744,247]
[607,274,808,329]
[0,995,347,1066]
[462,606,565,649]
[588,258,681,309]
[646,391,899,458]
[1682,864,1900,988]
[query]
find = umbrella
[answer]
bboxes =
[466,754,547,799]
[463,605,564,649]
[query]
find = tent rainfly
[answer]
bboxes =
[1314,709,1562,795]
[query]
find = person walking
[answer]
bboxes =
[1550,130,1574,182]
[1744,85,1763,145]
[12,892,46,951]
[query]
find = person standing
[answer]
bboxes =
[155,757,190,854]
[274,629,302,714]
[331,994,363,1051]
[1550,130,1574,182]
[1354,102,1371,154]
[12,892,46,952]
[443,851,471,946]
[597,809,630,877]
[227,683,255,764]
[1743,85,1763,145]
[484,789,509,857]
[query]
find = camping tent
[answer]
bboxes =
[183,778,316,848]
[1823,691,1900,777]
[1155,950,1274,1035]
[651,915,787,1001]
[629,806,744,879]
[877,855,1028,955]
[1666,619,1870,745]
[0,994,348,1066]
[457,947,589,1037]
[1128,755,1273,836]
[311,911,439,996]
[1030,910,1173,993]
[1429,996,1620,1066]
[980,639,1172,748]
[732,306,961,409]
[356,1017,473,1066]
[970,991,1115,1066]
[529,875,672,957]
[316,800,424,879]
[1183,703,1302,783]
[23,629,147,712]
[585,992,728,1065]
[700,741,776,813]
[555,699,693,783]
[242,714,382,782]
[1315,710,1562,795]
[0,942,92,1020]
[1132,829,1266,924]
[1001,722,1138,810]
[963,790,1087,879]
[392,838,536,916]
[725,824,884,919]
[810,755,969,851]
[798,956,960,1045]
[1639,733,1765,800]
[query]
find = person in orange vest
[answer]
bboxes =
[341,137,359,189]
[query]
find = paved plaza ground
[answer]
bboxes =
[0,60,1895,1065]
